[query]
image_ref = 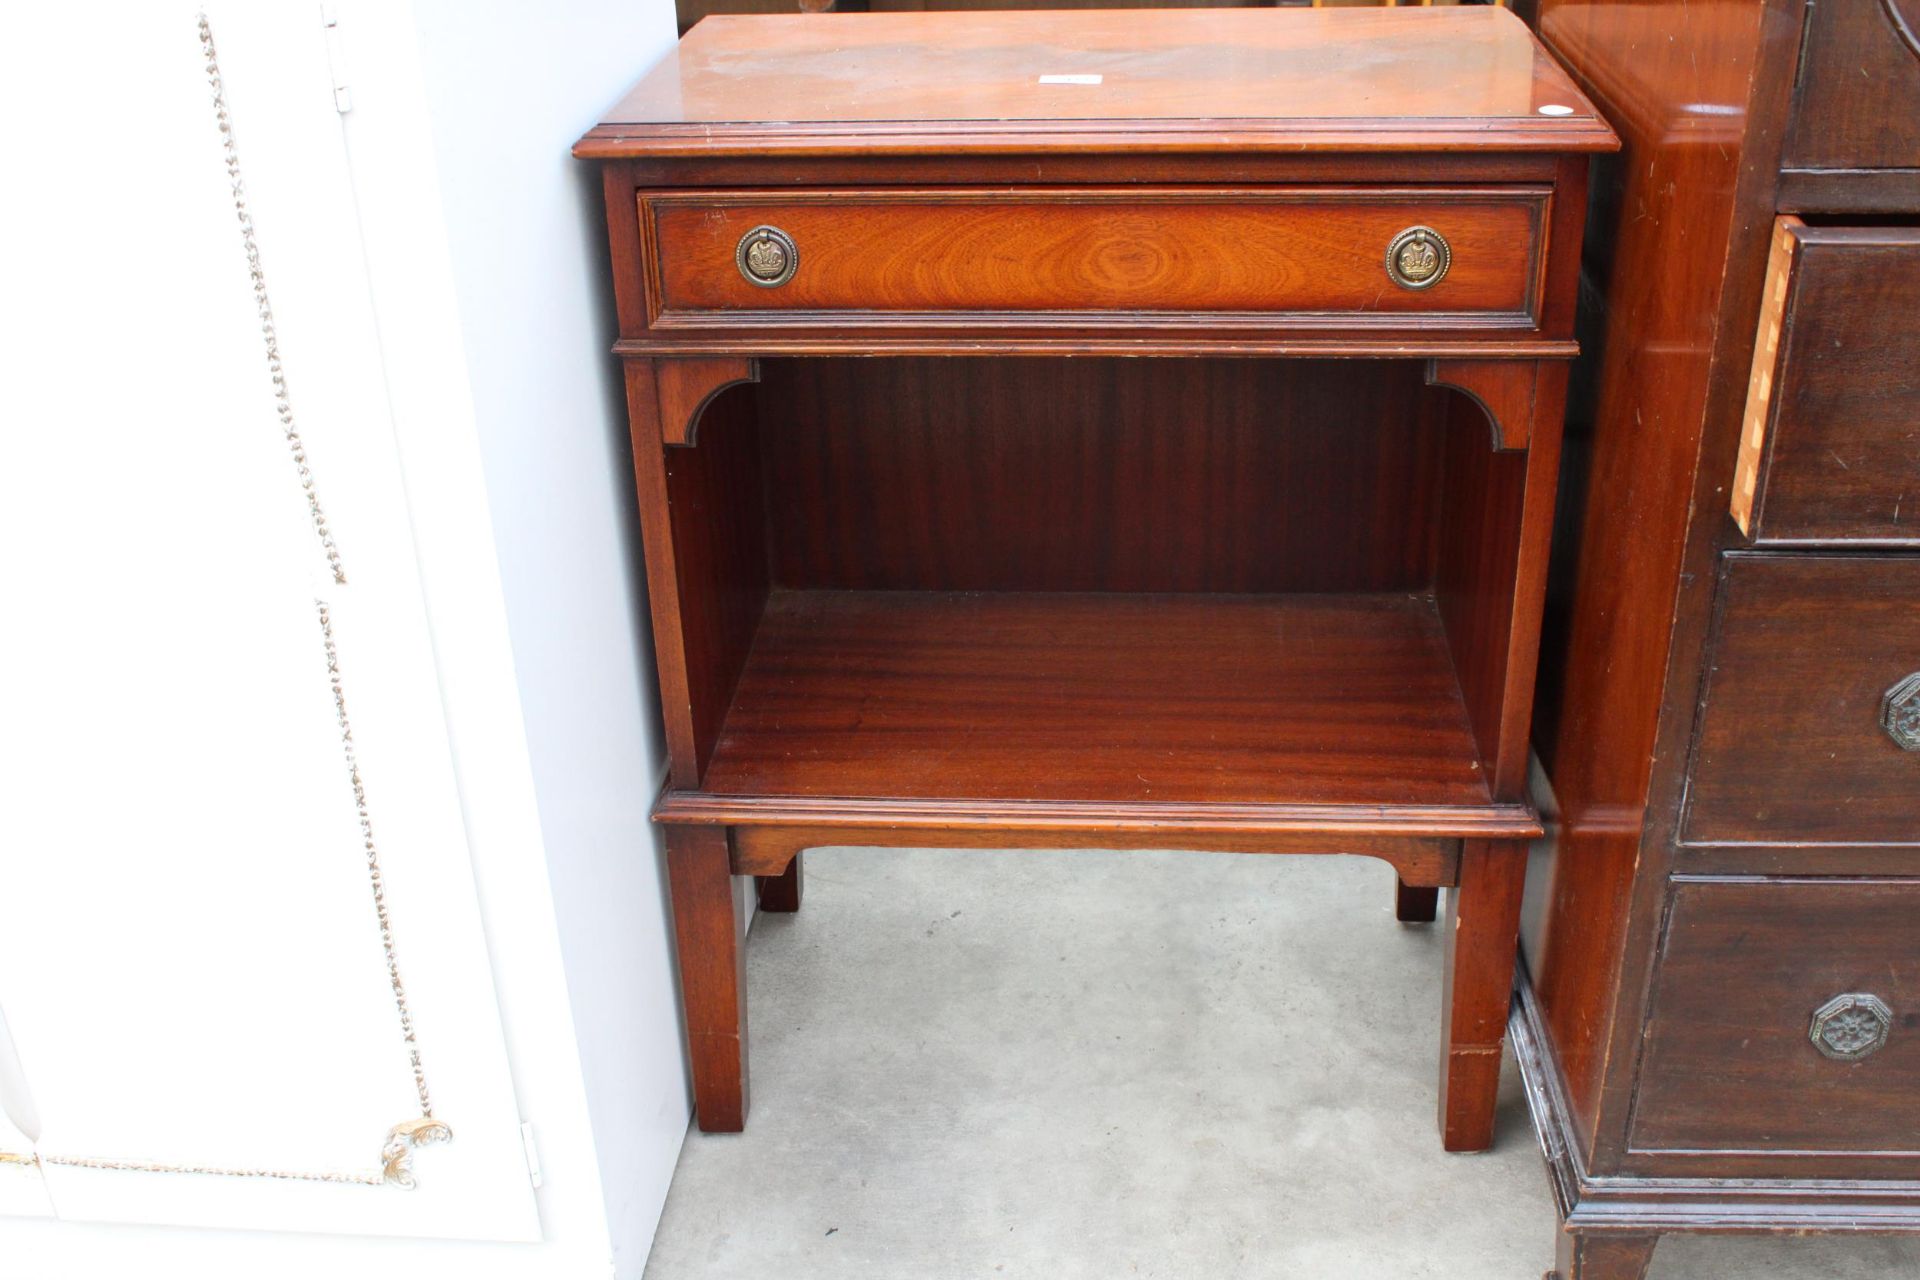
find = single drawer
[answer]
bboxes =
[639,188,1547,330]
[1732,219,1920,543]
[1782,1,1920,170]
[1682,554,1920,846]
[1630,878,1920,1160]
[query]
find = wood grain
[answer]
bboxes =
[1396,879,1441,924]
[1630,878,1920,1166]
[1433,376,1564,800]
[1426,357,1546,450]
[699,588,1496,811]
[660,793,1541,842]
[1777,167,1920,216]
[1741,225,1920,545]
[1551,1231,1659,1280]
[645,189,1545,323]
[725,823,1466,882]
[665,823,749,1131]
[759,357,1439,595]
[1515,968,1920,1238]
[1783,0,1920,170]
[659,371,769,780]
[1529,0,1782,1156]
[1730,216,1802,537]
[1529,0,1920,1252]
[623,360,702,785]
[1683,554,1920,847]
[617,333,1582,360]
[755,852,803,913]
[584,4,1597,1158]
[577,8,1614,157]
[654,356,758,446]
[1438,838,1530,1151]
[624,151,1567,197]
[674,0,1382,36]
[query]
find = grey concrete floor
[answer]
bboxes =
[644,849,1919,1280]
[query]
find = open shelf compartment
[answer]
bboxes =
[704,587,1488,809]
[651,357,1541,840]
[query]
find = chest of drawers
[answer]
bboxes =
[577,6,1611,1158]
[1523,2,1920,1276]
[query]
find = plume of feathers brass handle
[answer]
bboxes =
[1386,226,1450,290]
[736,225,799,288]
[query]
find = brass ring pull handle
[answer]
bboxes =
[1385,226,1451,290]
[736,225,799,288]
[1810,994,1894,1061]
[1882,672,1920,751]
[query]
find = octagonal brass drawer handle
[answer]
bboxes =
[736,225,798,288]
[1810,993,1894,1062]
[1386,225,1451,290]
[1882,671,1920,751]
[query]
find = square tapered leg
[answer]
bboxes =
[1551,1230,1659,1280]
[1438,838,1528,1151]
[756,852,804,913]
[1396,877,1440,923]
[665,823,748,1132]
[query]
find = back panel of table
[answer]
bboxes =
[755,357,1441,594]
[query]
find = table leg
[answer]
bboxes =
[1437,837,1528,1151]
[1395,877,1439,923]
[1549,1230,1659,1280]
[666,823,749,1132]
[756,852,804,913]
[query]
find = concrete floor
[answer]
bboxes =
[643,848,1919,1280]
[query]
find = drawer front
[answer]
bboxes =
[640,188,1546,329]
[1783,1,1920,170]
[1732,220,1920,544]
[1630,878,1920,1160]
[1683,554,1920,846]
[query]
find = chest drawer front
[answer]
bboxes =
[1630,878,1920,1162]
[1783,1,1920,171]
[640,188,1546,329]
[1732,221,1920,544]
[1683,554,1920,847]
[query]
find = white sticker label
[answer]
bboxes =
[1038,74,1102,85]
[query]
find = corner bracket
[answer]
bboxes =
[1425,358,1543,452]
[655,357,761,447]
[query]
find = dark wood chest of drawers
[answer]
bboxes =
[1524,2,1920,1275]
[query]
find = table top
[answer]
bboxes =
[576,8,1614,159]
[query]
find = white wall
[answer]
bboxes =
[345,2,691,1268]
[341,0,692,1270]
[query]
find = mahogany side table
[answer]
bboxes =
[575,6,1614,1152]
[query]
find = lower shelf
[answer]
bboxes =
[664,589,1532,839]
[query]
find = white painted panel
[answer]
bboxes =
[0,1008,51,1218]
[377,0,694,1266]
[0,2,535,1240]
[0,1159,52,1222]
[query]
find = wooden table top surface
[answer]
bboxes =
[576,8,1615,158]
